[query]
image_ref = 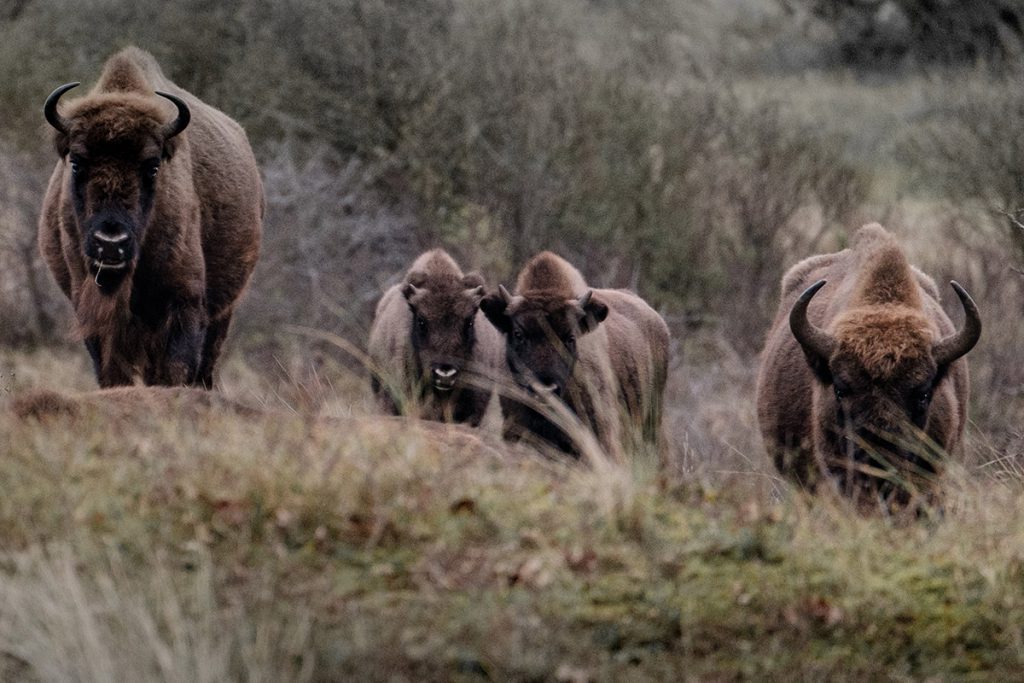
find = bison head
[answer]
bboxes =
[481,285,608,398]
[44,83,190,290]
[790,279,981,490]
[403,271,486,393]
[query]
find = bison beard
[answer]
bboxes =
[38,47,262,388]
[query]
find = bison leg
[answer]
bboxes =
[84,336,103,380]
[371,374,401,415]
[147,305,205,386]
[197,315,232,389]
[85,336,134,387]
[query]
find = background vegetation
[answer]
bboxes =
[2,0,1023,679]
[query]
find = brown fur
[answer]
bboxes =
[367,249,504,425]
[482,251,670,459]
[757,224,973,505]
[39,46,263,388]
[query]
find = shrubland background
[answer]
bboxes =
[2,0,1024,679]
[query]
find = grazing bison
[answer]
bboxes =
[38,47,263,388]
[368,249,503,425]
[756,224,981,505]
[480,251,669,459]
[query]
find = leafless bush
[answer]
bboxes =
[235,140,424,353]
[896,71,1024,446]
[905,70,1024,267]
[0,145,67,346]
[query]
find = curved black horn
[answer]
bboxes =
[789,280,836,363]
[155,91,190,140]
[44,82,80,134]
[578,290,592,309]
[932,281,981,367]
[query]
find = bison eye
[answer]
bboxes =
[916,390,932,410]
[833,385,845,401]
[145,160,161,179]
[512,328,524,346]
[416,316,427,333]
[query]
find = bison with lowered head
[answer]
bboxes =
[368,249,503,425]
[480,251,669,459]
[756,224,981,505]
[39,47,262,387]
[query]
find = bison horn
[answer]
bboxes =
[789,280,836,363]
[932,281,981,367]
[155,91,191,140]
[498,284,513,303]
[44,82,80,134]
[578,290,593,309]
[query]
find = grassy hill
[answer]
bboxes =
[3,351,1024,681]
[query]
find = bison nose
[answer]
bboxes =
[433,364,458,379]
[95,230,130,245]
[533,373,561,396]
[432,364,458,391]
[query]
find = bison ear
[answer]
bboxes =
[802,351,833,386]
[480,291,511,334]
[405,270,427,288]
[53,133,70,158]
[161,136,181,161]
[462,272,485,289]
[462,272,486,302]
[402,282,421,301]
[578,290,609,334]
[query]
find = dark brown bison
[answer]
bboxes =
[756,224,981,505]
[38,47,263,388]
[368,249,503,425]
[480,251,669,459]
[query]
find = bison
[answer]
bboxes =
[38,46,263,388]
[368,249,503,425]
[756,224,981,505]
[480,251,669,459]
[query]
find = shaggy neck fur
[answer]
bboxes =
[832,224,933,379]
[410,248,463,281]
[515,251,587,298]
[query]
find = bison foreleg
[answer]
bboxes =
[84,336,103,380]
[151,305,206,386]
[86,336,134,387]
[197,315,232,389]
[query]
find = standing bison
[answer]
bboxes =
[38,47,263,388]
[756,224,981,505]
[368,249,503,425]
[480,251,669,459]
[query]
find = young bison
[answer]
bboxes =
[756,224,981,506]
[480,251,669,459]
[368,249,503,425]
[38,46,263,388]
